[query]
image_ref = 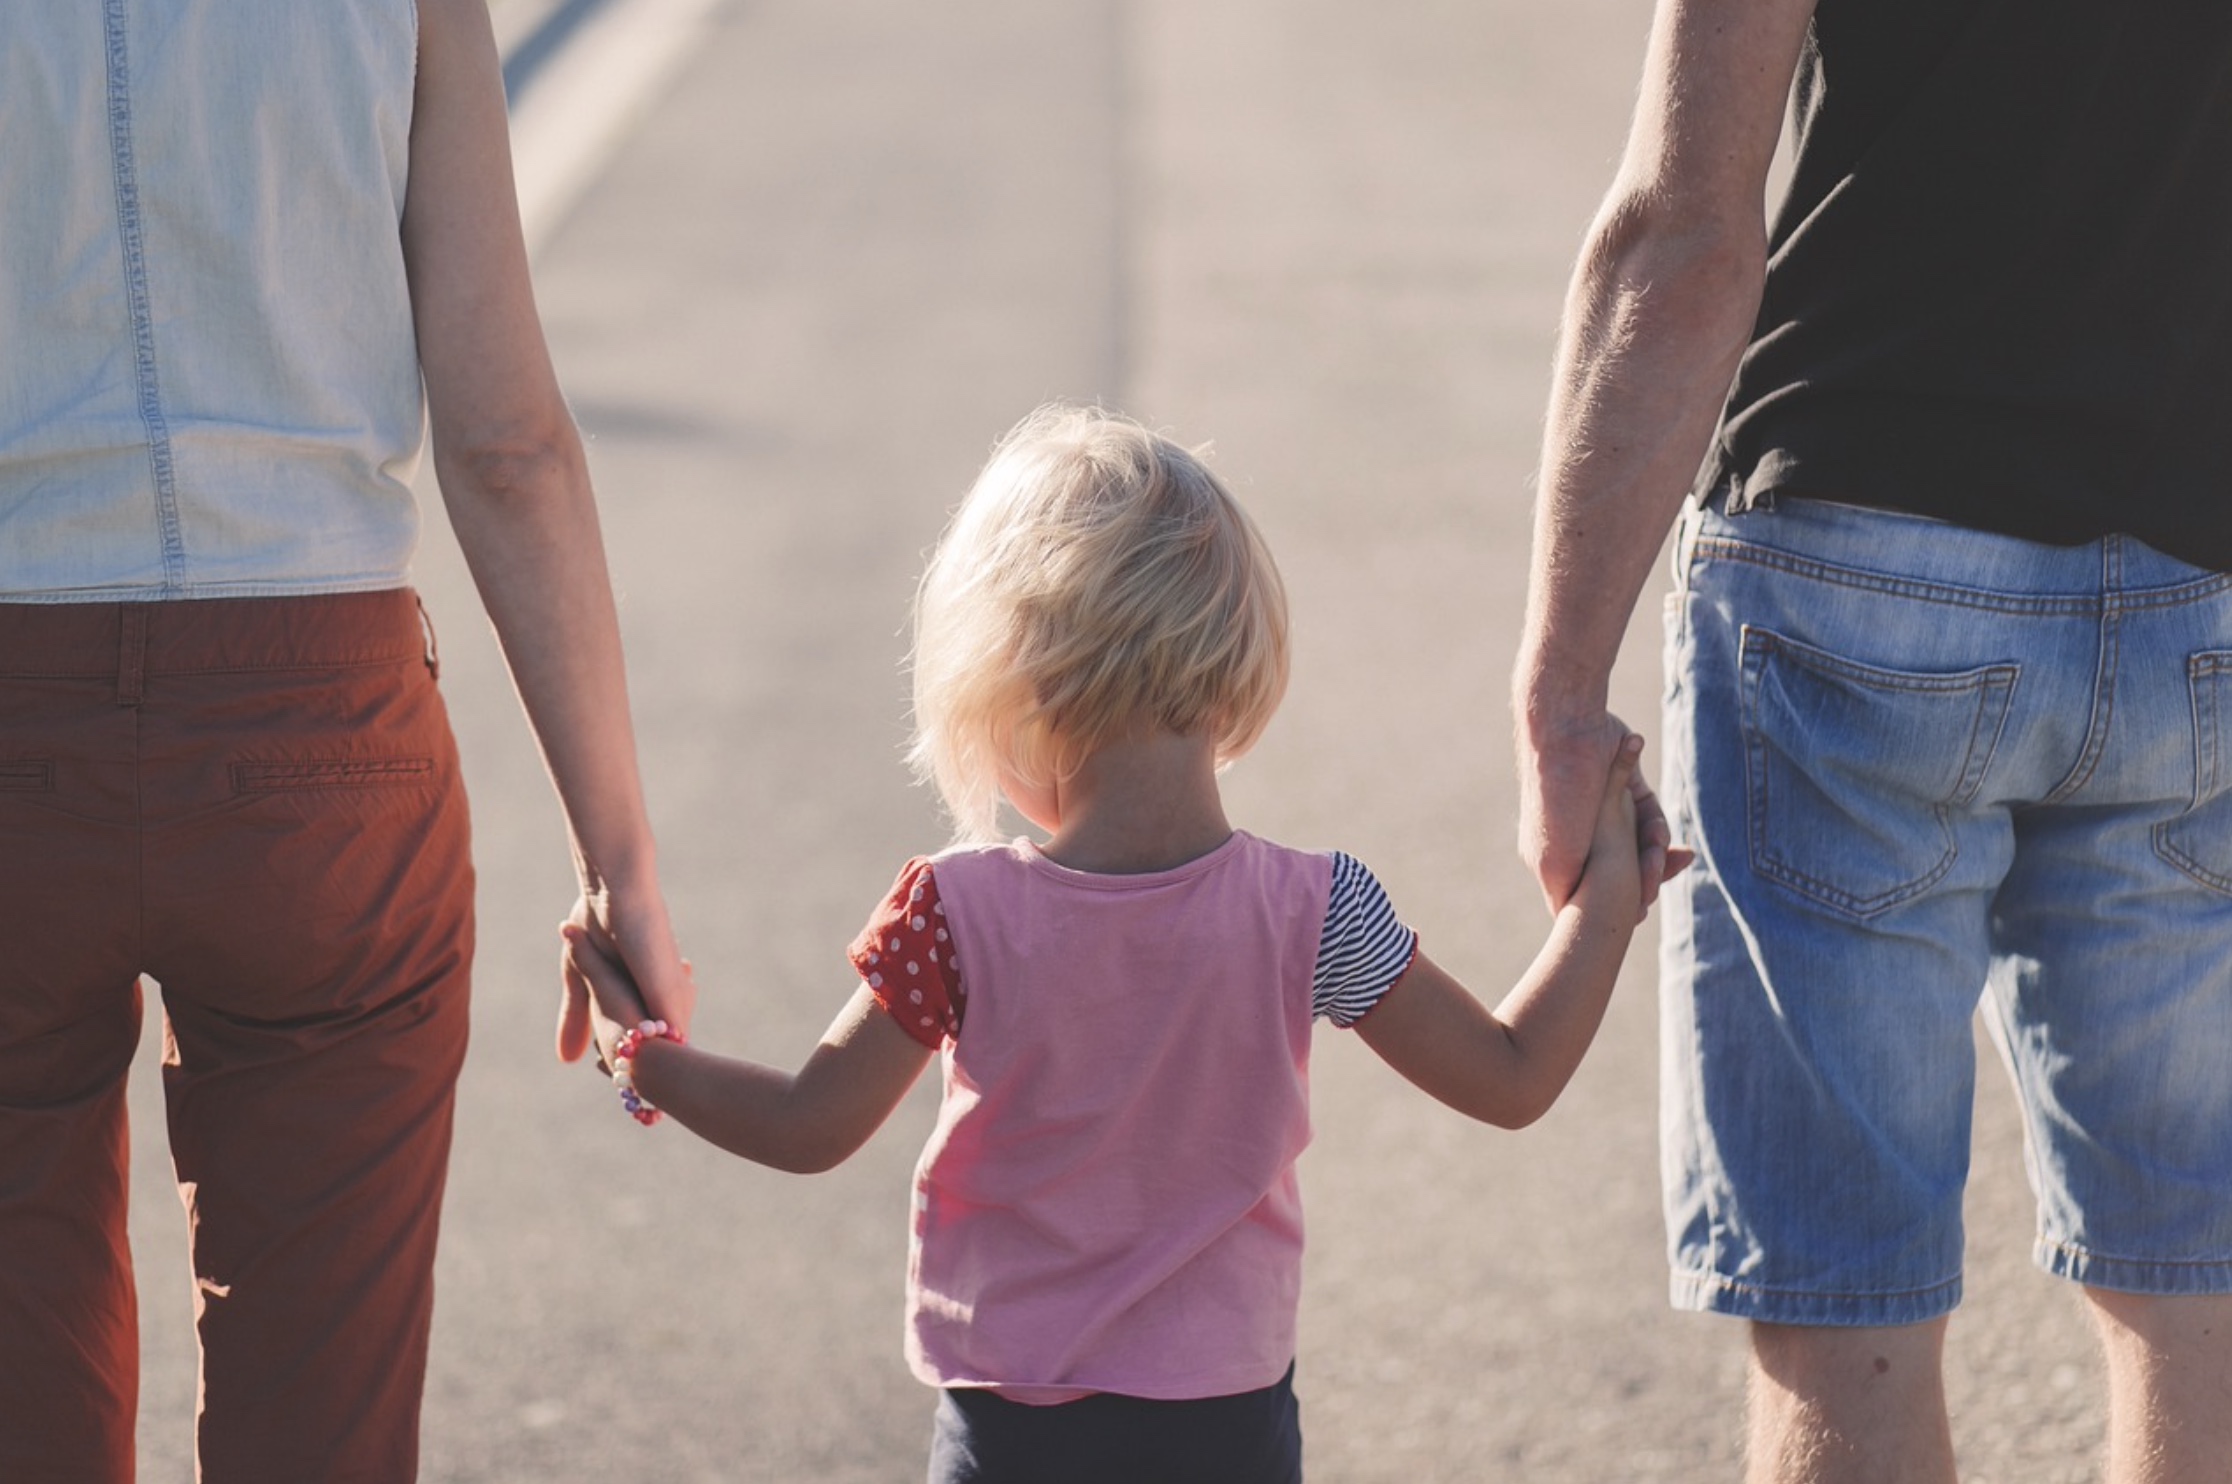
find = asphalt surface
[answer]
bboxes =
[123,1,2109,1478]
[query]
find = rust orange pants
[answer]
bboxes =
[0,590,474,1482]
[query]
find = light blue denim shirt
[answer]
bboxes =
[0,1,426,601]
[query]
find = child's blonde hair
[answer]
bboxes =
[909,404,1290,841]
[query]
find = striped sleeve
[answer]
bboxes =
[1312,851,1418,1027]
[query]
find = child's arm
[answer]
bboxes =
[1352,734,1648,1129]
[562,926,934,1173]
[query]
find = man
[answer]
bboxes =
[1515,2,2232,1480]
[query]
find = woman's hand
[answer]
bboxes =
[558,914,671,1069]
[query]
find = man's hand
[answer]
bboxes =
[1518,705,1681,915]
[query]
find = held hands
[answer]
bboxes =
[556,885,695,1062]
[1518,707,1653,911]
[1556,729,1695,923]
[558,914,680,1071]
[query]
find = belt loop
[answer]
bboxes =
[116,605,149,706]
[1672,496,1704,594]
[415,593,441,680]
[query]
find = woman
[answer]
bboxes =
[0,1,690,1477]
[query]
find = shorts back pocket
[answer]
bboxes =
[2156,651,2232,895]
[1742,626,2018,920]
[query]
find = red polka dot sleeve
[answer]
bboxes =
[847,857,965,1049]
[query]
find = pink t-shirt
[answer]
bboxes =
[845,832,1414,1404]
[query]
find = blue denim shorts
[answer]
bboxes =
[1661,495,2232,1327]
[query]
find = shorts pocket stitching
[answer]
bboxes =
[1740,628,2019,920]
[2156,652,2232,895]
[1696,540,2098,617]
[231,757,436,793]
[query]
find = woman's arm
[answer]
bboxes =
[565,929,934,1172]
[402,0,692,1053]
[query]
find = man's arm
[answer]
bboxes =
[1515,0,1817,907]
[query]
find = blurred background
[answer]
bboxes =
[120,1,2106,1477]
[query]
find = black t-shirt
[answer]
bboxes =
[1698,2,2232,571]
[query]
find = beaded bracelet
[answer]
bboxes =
[611,1019,686,1126]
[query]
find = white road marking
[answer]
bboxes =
[502,0,730,253]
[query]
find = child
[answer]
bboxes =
[561,404,1673,1484]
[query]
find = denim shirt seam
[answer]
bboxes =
[104,0,186,595]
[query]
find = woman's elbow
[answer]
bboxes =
[436,418,587,508]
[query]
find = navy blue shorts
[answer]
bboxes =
[926,1364,1303,1484]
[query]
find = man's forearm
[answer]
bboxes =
[1518,197,1765,734]
[1513,188,1768,904]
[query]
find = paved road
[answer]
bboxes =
[125,2,2108,1478]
